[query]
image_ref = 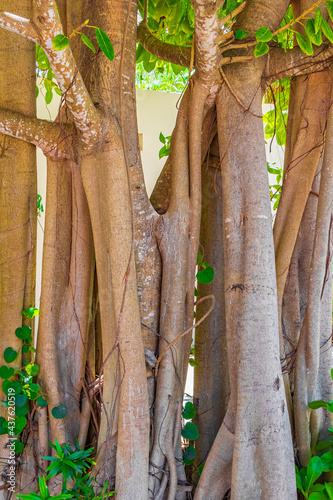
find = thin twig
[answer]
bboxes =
[155,295,215,377]
[219,67,263,118]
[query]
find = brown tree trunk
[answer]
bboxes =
[0,0,36,494]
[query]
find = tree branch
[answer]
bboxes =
[0,11,37,41]
[137,22,191,67]
[31,0,102,145]
[0,2,101,146]
[0,108,74,159]
[264,44,333,85]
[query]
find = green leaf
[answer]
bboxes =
[196,253,203,265]
[296,32,313,55]
[4,347,18,364]
[12,439,24,453]
[197,266,214,284]
[182,401,196,420]
[326,1,333,23]
[308,400,328,410]
[22,345,29,354]
[15,394,28,408]
[305,19,322,45]
[189,358,199,367]
[26,364,39,377]
[54,87,62,96]
[15,326,32,340]
[315,7,322,33]
[2,380,21,396]
[159,132,166,144]
[295,465,305,494]
[322,18,333,43]
[307,456,323,490]
[22,308,39,319]
[327,401,333,413]
[309,493,328,500]
[255,26,273,42]
[0,366,14,379]
[96,28,114,61]
[45,90,53,105]
[81,33,96,53]
[52,404,68,419]
[183,444,196,465]
[235,30,247,39]
[29,383,40,393]
[52,34,69,51]
[316,440,333,451]
[171,63,184,75]
[254,42,269,58]
[37,396,48,407]
[14,416,27,434]
[325,483,333,499]
[36,86,39,98]
[0,416,7,435]
[15,404,29,417]
[181,422,199,441]
[311,484,326,492]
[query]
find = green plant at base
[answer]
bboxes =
[295,369,333,498]
[0,310,67,455]
[17,441,115,500]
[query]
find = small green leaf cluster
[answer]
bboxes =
[0,321,42,453]
[36,46,62,105]
[296,369,333,498]
[37,194,44,218]
[254,2,333,58]
[136,60,188,91]
[263,78,290,147]
[267,162,283,211]
[296,3,333,56]
[17,441,115,500]
[181,402,199,465]
[196,253,214,285]
[52,21,114,62]
[295,455,333,499]
[158,131,171,159]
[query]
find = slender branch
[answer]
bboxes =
[0,108,74,159]
[0,11,37,41]
[264,44,333,85]
[137,21,191,67]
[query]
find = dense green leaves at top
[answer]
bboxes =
[52,34,70,51]
[95,28,114,61]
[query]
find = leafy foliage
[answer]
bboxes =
[17,442,115,500]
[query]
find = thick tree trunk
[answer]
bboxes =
[0,0,36,494]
